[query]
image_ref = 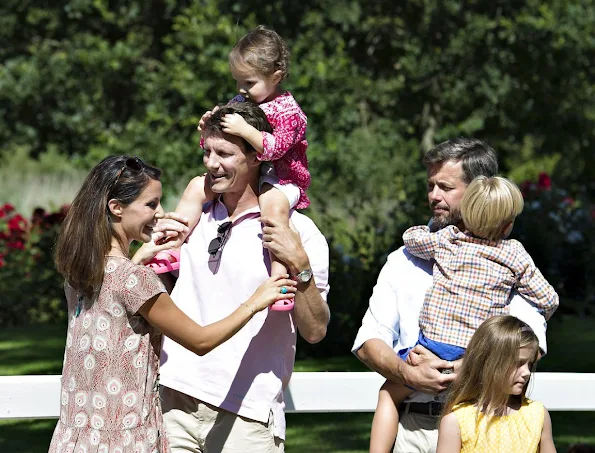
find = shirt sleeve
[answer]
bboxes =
[121,265,167,315]
[512,240,559,321]
[509,292,548,355]
[402,225,443,261]
[299,218,330,301]
[351,254,401,354]
[259,110,307,162]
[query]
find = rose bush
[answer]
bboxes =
[0,203,68,326]
[513,173,594,315]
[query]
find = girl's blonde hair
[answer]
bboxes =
[229,25,290,83]
[442,315,539,418]
[461,176,524,241]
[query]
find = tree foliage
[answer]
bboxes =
[1,0,594,354]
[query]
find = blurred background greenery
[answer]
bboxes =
[1,0,593,354]
[0,0,594,451]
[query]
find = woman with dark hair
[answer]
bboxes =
[49,155,296,453]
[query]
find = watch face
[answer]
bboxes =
[298,269,313,283]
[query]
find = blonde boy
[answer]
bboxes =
[369,176,559,453]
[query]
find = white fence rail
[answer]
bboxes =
[2,372,595,420]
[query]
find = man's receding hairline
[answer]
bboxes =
[426,159,468,183]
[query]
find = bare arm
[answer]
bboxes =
[138,275,296,356]
[261,216,329,344]
[539,409,556,453]
[173,175,215,242]
[436,412,462,453]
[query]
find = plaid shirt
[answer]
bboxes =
[403,225,559,348]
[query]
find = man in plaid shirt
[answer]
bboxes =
[353,139,554,453]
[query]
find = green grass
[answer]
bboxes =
[1,316,595,453]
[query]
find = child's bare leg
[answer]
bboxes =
[259,184,290,279]
[370,380,414,453]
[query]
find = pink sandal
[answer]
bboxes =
[270,299,294,312]
[146,250,181,274]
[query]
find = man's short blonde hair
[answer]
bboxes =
[461,176,524,241]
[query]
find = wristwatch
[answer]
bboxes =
[293,268,313,284]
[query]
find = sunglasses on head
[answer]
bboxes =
[208,221,232,256]
[113,157,144,187]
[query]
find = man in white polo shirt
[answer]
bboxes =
[352,138,548,453]
[159,101,330,452]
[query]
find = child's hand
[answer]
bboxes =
[151,212,189,247]
[132,240,178,265]
[221,113,249,138]
[197,106,220,132]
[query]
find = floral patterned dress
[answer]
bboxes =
[48,256,170,453]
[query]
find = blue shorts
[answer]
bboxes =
[398,332,466,362]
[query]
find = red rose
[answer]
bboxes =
[8,214,27,232]
[537,172,552,190]
[1,203,15,213]
[7,241,25,250]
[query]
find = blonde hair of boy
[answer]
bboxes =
[460,176,524,241]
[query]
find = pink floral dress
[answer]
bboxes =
[228,91,311,209]
[48,257,169,453]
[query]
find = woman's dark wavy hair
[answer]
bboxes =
[55,156,161,298]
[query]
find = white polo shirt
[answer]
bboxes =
[159,200,330,439]
[351,246,548,403]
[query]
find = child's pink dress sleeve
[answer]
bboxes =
[259,110,307,162]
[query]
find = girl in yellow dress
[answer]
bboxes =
[436,315,556,453]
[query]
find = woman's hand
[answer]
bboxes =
[132,241,178,265]
[246,274,297,312]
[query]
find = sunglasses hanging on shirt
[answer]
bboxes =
[208,221,232,257]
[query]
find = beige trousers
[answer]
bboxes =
[160,386,284,453]
[393,409,440,453]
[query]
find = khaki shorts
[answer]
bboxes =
[160,386,284,453]
[393,409,439,453]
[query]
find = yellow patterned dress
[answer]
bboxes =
[453,399,545,453]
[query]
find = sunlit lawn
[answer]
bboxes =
[1,316,595,453]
